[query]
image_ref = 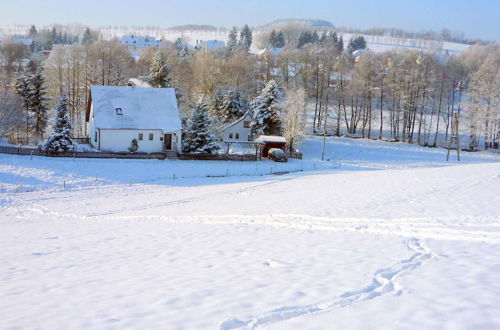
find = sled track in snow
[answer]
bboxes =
[219,237,433,330]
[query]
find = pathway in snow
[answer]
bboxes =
[219,237,433,329]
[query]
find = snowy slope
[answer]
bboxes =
[1,137,499,329]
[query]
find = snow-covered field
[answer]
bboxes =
[1,137,499,329]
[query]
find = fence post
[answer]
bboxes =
[173,173,176,180]
[30,150,33,160]
[63,181,66,189]
[128,175,131,186]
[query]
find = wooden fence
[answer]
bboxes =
[179,153,257,161]
[0,146,259,161]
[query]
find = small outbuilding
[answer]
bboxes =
[255,135,286,157]
[221,111,254,143]
[86,85,182,154]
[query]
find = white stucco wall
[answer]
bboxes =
[98,129,163,153]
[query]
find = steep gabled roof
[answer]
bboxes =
[221,111,253,131]
[86,86,181,131]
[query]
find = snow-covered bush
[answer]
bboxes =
[128,138,138,153]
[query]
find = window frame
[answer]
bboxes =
[243,121,251,128]
[228,133,233,139]
[149,133,154,141]
[235,133,240,139]
[138,133,143,141]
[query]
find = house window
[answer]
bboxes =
[235,133,240,139]
[243,121,251,128]
[138,133,143,140]
[149,133,154,140]
[94,131,97,142]
[115,107,122,115]
[229,133,233,139]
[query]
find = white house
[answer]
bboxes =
[221,112,253,143]
[86,86,182,154]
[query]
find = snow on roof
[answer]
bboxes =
[89,86,181,131]
[196,40,225,51]
[12,38,33,46]
[128,78,152,88]
[256,135,286,143]
[121,35,160,48]
[352,48,368,57]
[257,47,283,56]
[221,111,252,131]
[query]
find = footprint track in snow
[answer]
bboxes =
[219,237,433,330]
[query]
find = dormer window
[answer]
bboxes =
[115,107,123,115]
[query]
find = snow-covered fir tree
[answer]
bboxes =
[227,27,238,53]
[29,69,49,138]
[207,88,248,124]
[174,38,190,58]
[251,80,283,135]
[15,60,49,140]
[219,89,248,123]
[239,25,252,50]
[146,52,172,88]
[45,94,72,152]
[182,99,219,154]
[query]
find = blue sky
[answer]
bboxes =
[1,0,499,40]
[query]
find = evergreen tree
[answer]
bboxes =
[219,88,248,123]
[28,65,49,138]
[15,60,49,140]
[275,31,285,48]
[174,38,189,57]
[239,24,252,50]
[207,90,224,119]
[28,25,37,38]
[337,35,344,52]
[182,99,219,154]
[81,28,93,45]
[45,94,72,152]
[147,51,172,88]
[251,80,283,135]
[269,30,277,47]
[15,69,33,140]
[311,30,320,43]
[320,31,327,43]
[227,26,238,53]
[49,27,57,49]
[298,31,313,48]
[347,36,367,53]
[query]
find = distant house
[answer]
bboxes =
[194,40,225,51]
[86,86,182,154]
[221,112,254,143]
[12,38,34,52]
[121,35,161,49]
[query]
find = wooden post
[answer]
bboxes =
[447,112,460,161]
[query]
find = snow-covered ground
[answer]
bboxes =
[1,137,499,329]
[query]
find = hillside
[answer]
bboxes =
[1,137,499,328]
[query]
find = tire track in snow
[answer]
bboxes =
[219,237,433,330]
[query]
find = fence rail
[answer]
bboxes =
[179,153,257,161]
[0,146,259,161]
